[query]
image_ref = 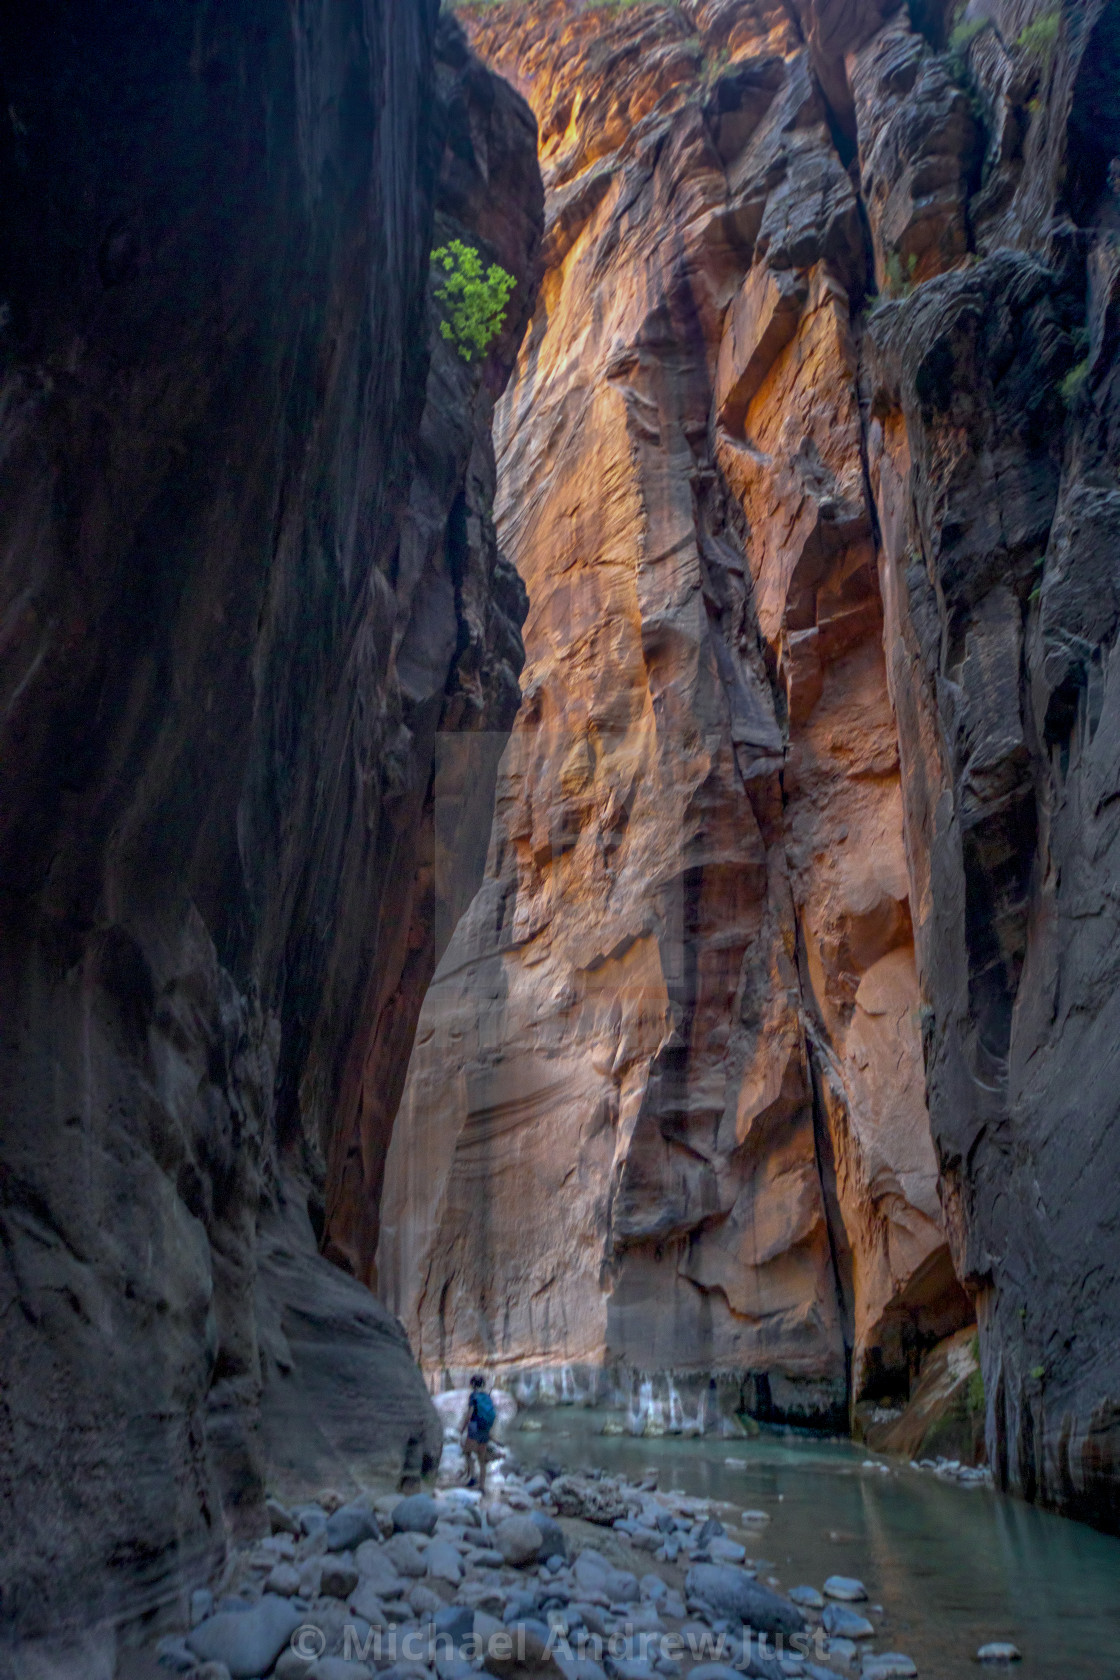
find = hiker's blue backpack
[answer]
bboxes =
[473,1391,496,1431]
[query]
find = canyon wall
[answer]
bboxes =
[382,0,1120,1530]
[0,2,540,1655]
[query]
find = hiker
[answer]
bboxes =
[460,1373,496,1491]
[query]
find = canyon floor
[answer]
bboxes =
[135,1405,1120,1680]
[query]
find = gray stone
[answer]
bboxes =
[191,1589,215,1627]
[327,1504,380,1552]
[188,1665,233,1680]
[602,1569,640,1605]
[187,1595,304,1679]
[356,1541,406,1597]
[534,1514,568,1563]
[495,1516,545,1567]
[321,1560,361,1600]
[383,1534,429,1578]
[266,1562,303,1597]
[394,1496,441,1536]
[410,1583,446,1616]
[822,1605,873,1640]
[705,1539,746,1565]
[823,1577,867,1602]
[269,1499,300,1537]
[861,1659,918,1680]
[825,1639,858,1666]
[977,1646,1022,1665]
[788,1586,824,1610]
[426,1539,465,1584]
[683,1566,804,1640]
[350,1582,388,1624]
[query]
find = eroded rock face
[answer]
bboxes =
[0,2,540,1647]
[380,0,961,1427]
[383,0,1120,1532]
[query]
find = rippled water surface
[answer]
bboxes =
[511,1410,1120,1680]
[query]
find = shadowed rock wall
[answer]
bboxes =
[0,0,540,1654]
[381,0,1120,1532]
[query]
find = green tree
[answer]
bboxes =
[431,241,516,362]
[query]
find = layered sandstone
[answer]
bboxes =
[380,0,965,1428]
[383,0,1120,1533]
[0,4,540,1651]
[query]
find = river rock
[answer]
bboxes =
[383,1534,429,1578]
[550,1481,629,1526]
[789,1586,824,1610]
[823,1577,868,1602]
[394,1495,441,1536]
[409,1583,445,1616]
[191,1589,215,1626]
[684,1566,804,1638]
[977,1646,1022,1665]
[495,1516,545,1567]
[533,1515,568,1563]
[821,1604,874,1639]
[356,1542,405,1596]
[427,1538,465,1584]
[487,1618,560,1679]
[306,1660,375,1680]
[265,1562,302,1597]
[327,1504,380,1552]
[861,1658,918,1679]
[705,1538,746,1565]
[187,1596,304,1679]
[321,1559,361,1600]
[268,1499,300,1537]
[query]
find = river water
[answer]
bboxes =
[509,1410,1120,1680]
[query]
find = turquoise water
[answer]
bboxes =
[512,1411,1120,1680]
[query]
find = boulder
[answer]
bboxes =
[684,1566,804,1639]
[320,1559,361,1600]
[355,1541,406,1597]
[393,1495,441,1535]
[533,1515,568,1563]
[495,1516,545,1567]
[821,1604,873,1639]
[265,1563,302,1597]
[186,1596,304,1679]
[327,1503,380,1552]
[822,1576,867,1602]
[382,1534,428,1578]
[426,1538,465,1584]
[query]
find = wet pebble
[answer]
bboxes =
[823,1575,867,1602]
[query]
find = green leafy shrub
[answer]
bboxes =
[884,249,919,298]
[1060,357,1089,407]
[1017,9,1061,65]
[431,241,516,362]
[948,14,988,53]
[967,1335,985,1414]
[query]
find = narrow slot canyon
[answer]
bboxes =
[2,1,1120,1678]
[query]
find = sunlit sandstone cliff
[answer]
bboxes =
[381,0,1120,1531]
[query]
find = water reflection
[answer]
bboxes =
[510,1410,1120,1679]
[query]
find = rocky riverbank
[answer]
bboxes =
[148,1445,1024,1680]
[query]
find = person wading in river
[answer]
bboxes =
[460,1373,496,1491]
